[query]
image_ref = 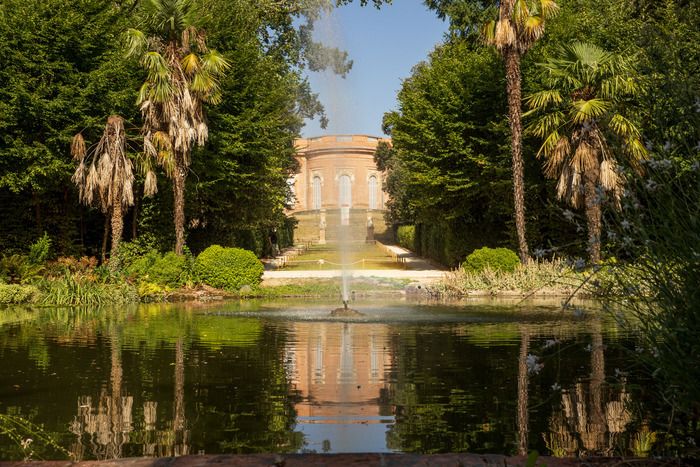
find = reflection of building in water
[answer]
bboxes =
[287,322,391,419]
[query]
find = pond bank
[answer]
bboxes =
[0,453,603,466]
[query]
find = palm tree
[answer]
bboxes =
[482,0,560,263]
[525,42,647,263]
[72,115,134,265]
[126,0,229,254]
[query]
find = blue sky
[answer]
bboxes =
[301,2,448,138]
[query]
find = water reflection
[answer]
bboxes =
[0,300,650,460]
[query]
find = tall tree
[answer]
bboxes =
[71,116,135,264]
[126,0,230,254]
[525,42,647,262]
[482,0,559,262]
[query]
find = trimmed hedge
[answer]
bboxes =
[397,225,415,251]
[195,245,264,291]
[464,247,520,273]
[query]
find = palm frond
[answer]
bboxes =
[524,89,562,110]
[571,98,610,123]
[527,111,565,138]
[200,50,231,74]
[495,19,515,49]
[609,114,641,140]
[539,0,560,18]
[481,20,497,46]
[181,53,200,75]
[513,0,530,25]
[522,15,545,42]
[125,28,148,58]
[144,170,158,197]
[71,133,86,161]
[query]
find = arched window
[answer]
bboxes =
[368,175,378,210]
[312,176,322,210]
[339,175,352,207]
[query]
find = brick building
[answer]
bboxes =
[289,135,390,213]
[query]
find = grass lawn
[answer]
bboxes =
[282,241,404,270]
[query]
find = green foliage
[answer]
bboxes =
[0,255,44,285]
[397,225,415,251]
[0,284,41,304]
[27,233,52,265]
[599,158,700,418]
[150,252,187,287]
[39,276,137,306]
[464,247,521,273]
[195,245,264,291]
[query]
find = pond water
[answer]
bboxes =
[0,298,647,460]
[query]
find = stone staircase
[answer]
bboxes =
[291,209,389,243]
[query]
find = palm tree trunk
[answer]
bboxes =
[583,170,602,263]
[172,155,187,255]
[110,189,124,268]
[102,215,110,263]
[517,326,530,455]
[504,49,529,263]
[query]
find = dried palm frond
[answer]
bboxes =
[495,20,515,49]
[71,133,87,161]
[144,170,158,197]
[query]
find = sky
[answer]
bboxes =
[301,2,448,138]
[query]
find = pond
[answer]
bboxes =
[0,298,648,460]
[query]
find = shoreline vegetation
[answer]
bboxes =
[1,250,592,306]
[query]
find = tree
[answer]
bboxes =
[482,0,559,263]
[71,116,134,264]
[126,0,230,255]
[524,42,647,262]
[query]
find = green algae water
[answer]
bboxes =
[0,299,646,460]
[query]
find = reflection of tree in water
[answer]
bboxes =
[69,330,133,460]
[70,334,189,459]
[543,320,633,457]
[516,326,529,455]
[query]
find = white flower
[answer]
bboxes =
[526,354,544,375]
[585,344,593,352]
[543,339,559,349]
[573,308,585,318]
[21,439,33,450]
[645,179,658,191]
[562,209,575,221]
[551,382,561,391]
[574,258,586,272]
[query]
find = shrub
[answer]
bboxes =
[0,255,44,284]
[123,250,160,280]
[464,247,520,273]
[149,252,186,287]
[0,284,41,304]
[195,245,263,291]
[397,225,415,251]
[28,232,52,264]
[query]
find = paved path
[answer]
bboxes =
[263,268,445,281]
[263,243,446,284]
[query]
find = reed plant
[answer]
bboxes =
[440,258,581,296]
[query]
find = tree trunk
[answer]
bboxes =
[172,155,187,255]
[517,326,530,456]
[583,169,602,263]
[110,199,123,269]
[102,215,110,263]
[504,49,529,263]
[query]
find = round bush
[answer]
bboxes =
[195,245,264,291]
[464,247,520,273]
